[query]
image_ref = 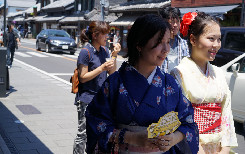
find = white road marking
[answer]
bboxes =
[15,59,72,86]
[42,52,63,57]
[63,54,78,59]
[15,52,32,57]
[49,73,73,76]
[27,52,48,57]
[21,39,36,45]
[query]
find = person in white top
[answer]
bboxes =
[113,30,121,46]
[171,12,238,154]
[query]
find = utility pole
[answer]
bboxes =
[3,0,6,46]
[241,0,245,26]
[77,0,81,47]
[100,0,105,21]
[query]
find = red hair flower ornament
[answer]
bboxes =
[180,12,198,37]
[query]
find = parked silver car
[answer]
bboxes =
[221,53,245,130]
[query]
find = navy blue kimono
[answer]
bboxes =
[86,62,199,154]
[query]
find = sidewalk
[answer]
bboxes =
[0,60,77,153]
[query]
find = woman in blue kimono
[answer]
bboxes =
[85,14,199,154]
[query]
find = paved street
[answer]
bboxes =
[0,53,77,153]
[0,39,244,153]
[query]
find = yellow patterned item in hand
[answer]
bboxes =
[147,111,181,138]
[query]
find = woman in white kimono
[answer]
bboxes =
[171,12,238,154]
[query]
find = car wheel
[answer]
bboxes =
[36,42,40,51]
[70,51,75,55]
[45,44,49,53]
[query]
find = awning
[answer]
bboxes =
[110,1,170,12]
[88,13,118,22]
[59,16,84,23]
[61,25,78,29]
[179,5,239,19]
[109,15,138,26]
[13,16,25,22]
[36,16,65,22]
[25,15,47,22]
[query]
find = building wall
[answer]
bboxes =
[172,0,242,8]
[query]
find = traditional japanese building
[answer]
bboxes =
[171,0,244,26]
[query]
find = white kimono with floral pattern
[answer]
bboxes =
[171,57,238,153]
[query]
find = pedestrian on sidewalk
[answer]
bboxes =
[109,29,115,52]
[73,21,121,154]
[85,14,199,154]
[6,23,21,68]
[159,7,189,73]
[113,30,121,46]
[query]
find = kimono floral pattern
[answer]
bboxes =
[157,96,161,105]
[134,100,139,107]
[163,85,175,96]
[186,115,194,123]
[125,65,134,71]
[222,116,231,128]
[152,75,162,87]
[183,96,190,107]
[186,131,193,142]
[119,84,128,95]
[104,82,109,97]
[97,122,107,132]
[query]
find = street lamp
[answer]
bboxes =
[100,0,109,22]
[100,0,105,21]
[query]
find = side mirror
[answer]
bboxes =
[231,63,240,72]
[231,63,240,77]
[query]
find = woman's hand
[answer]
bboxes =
[154,131,185,153]
[101,60,115,71]
[111,43,121,56]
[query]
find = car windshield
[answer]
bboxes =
[48,30,70,37]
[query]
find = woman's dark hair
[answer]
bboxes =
[159,7,181,20]
[126,14,170,66]
[80,21,110,44]
[187,12,220,50]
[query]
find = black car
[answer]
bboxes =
[36,29,77,55]
[211,27,245,67]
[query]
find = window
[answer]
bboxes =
[81,0,94,11]
[44,0,50,7]
[48,30,70,37]
[224,32,245,52]
[39,30,45,36]
[44,30,48,35]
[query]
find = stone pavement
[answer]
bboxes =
[0,60,78,153]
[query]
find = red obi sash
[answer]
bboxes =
[192,103,222,134]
